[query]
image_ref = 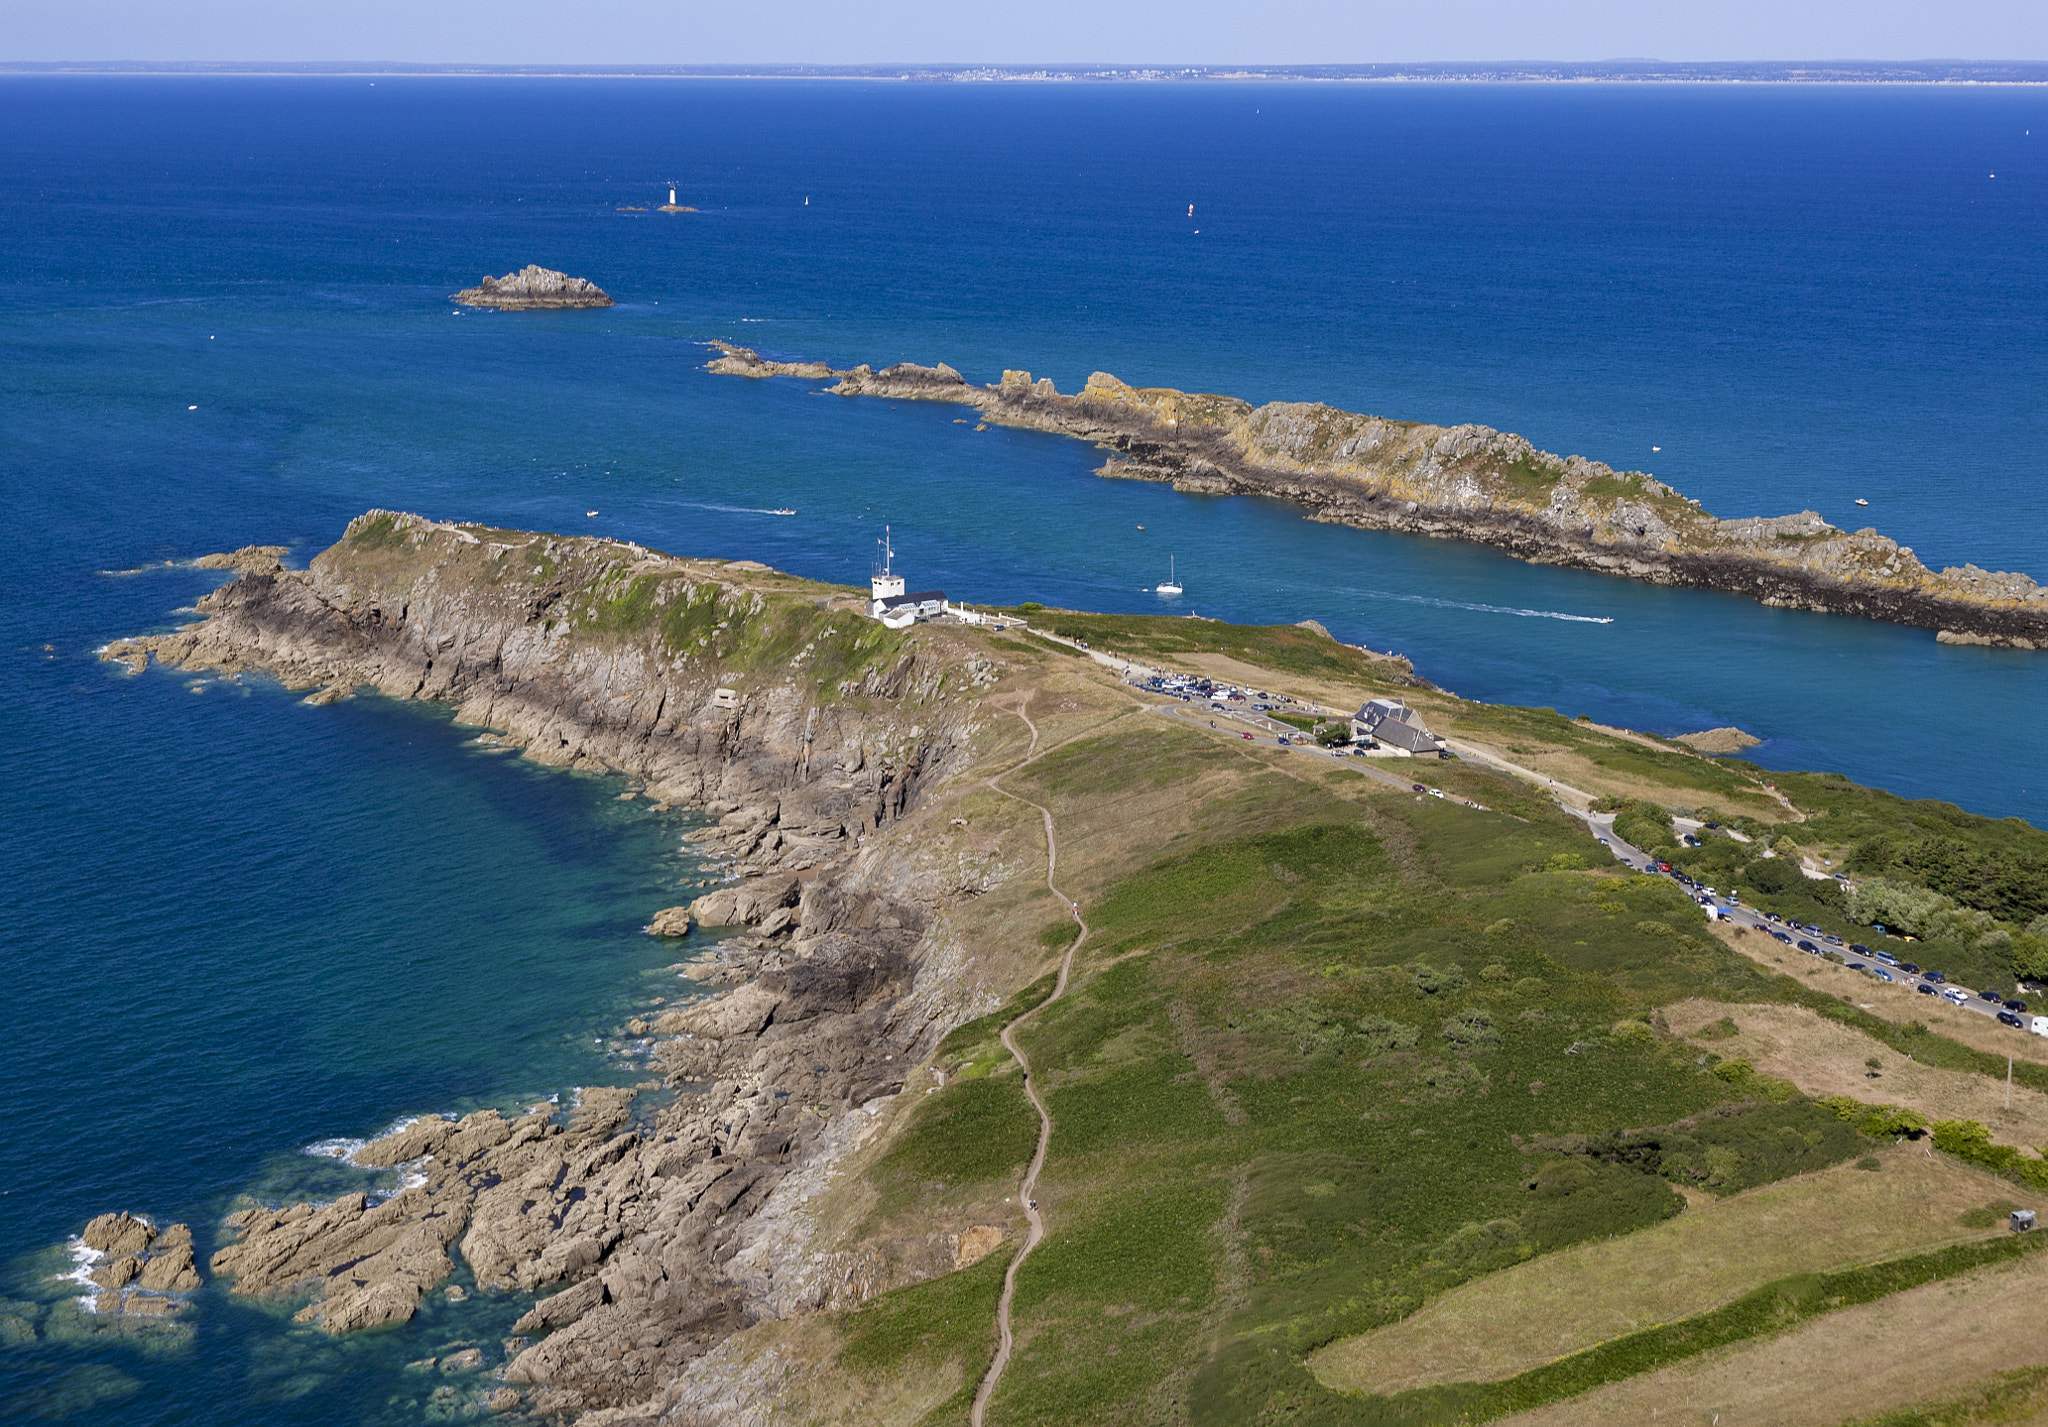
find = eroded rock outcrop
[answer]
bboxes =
[193,545,288,575]
[1675,727,1763,754]
[452,265,614,310]
[708,341,2048,647]
[646,906,694,937]
[68,1214,202,1316]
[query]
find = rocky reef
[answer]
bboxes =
[707,342,2048,648]
[103,511,1021,1417]
[451,265,613,309]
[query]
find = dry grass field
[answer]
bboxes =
[1492,1241,2048,1427]
[1715,927,2048,1068]
[1663,1001,2048,1148]
[1308,1142,2040,1396]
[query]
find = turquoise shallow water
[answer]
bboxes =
[2,76,2045,1422]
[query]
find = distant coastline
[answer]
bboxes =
[7,60,2048,84]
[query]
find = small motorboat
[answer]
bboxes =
[770,508,797,516]
[586,510,600,518]
[1855,498,1869,507]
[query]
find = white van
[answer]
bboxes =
[2031,1016,2048,1038]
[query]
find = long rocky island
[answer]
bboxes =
[90,512,2048,1425]
[707,342,2048,648]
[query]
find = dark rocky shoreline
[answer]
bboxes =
[101,513,1018,1419]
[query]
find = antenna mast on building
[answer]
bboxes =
[869,525,905,617]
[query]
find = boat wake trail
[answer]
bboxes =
[1357,589,1613,623]
[674,502,799,517]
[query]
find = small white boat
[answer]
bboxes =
[770,508,797,516]
[1855,498,1869,507]
[1156,555,1183,596]
[586,510,600,518]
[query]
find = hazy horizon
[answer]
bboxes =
[6,0,2045,68]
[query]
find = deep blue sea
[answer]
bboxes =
[2,77,2045,1423]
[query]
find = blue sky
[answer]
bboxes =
[4,0,2044,65]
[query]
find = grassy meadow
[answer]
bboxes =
[651,605,2048,1426]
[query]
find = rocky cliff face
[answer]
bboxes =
[452,265,614,309]
[707,342,2048,648]
[103,511,1021,1418]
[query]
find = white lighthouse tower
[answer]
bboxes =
[669,187,678,207]
[870,526,905,617]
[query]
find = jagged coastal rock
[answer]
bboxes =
[193,545,288,575]
[645,906,694,937]
[1675,727,1763,754]
[70,1213,203,1316]
[707,342,2048,648]
[104,510,1021,1415]
[451,265,613,310]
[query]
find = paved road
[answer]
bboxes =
[1577,812,2030,1030]
[1086,652,2036,1038]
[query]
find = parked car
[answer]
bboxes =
[1900,963,1920,975]
[1771,931,1793,944]
[1981,990,2003,1002]
[1797,940,1819,953]
[1875,969,1895,983]
[1850,944,1871,955]
[1412,784,1426,793]
[1918,984,1939,997]
[1873,951,1898,967]
[1999,1011,2025,1028]
[1847,962,1867,971]
[2007,1000,2030,1013]
[1942,988,1969,1005]
[1925,971,1947,984]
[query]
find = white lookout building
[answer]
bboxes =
[869,527,947,628]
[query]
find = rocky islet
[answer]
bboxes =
[451,264,613,310]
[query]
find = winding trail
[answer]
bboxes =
[969,695,1092,1427]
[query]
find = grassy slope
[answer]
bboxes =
[1309,1141,2041,1396]
[1494,1242,2048,1427]
[645,605,2048,1426]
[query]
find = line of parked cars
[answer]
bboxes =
[1601,810,2047,1035]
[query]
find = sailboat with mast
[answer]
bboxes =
[1156,556,1183,596]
